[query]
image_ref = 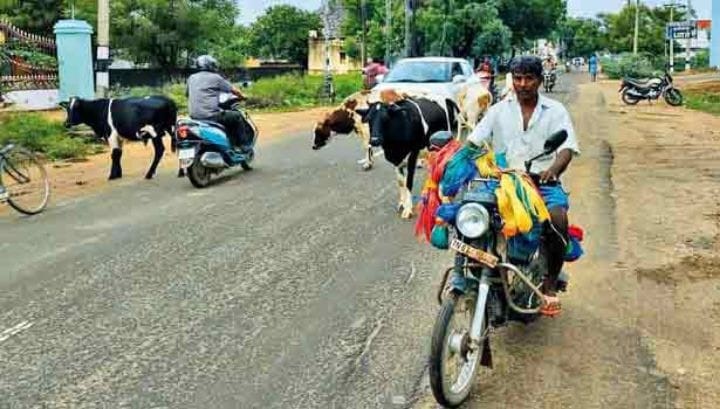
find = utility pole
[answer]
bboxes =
[711,0,720,68]
[321,0,335,102]
[633,0,640,55]
[361,0,367,64]
[385,0,392,64]
[96,0,110,97]
[404,0,412,57]
[685,0,692,71]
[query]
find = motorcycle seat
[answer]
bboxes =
[196,120,226,132]
[624,77,661,88]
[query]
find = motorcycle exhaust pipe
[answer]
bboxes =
[200,152,228,169]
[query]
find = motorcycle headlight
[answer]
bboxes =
[456,203,490,239]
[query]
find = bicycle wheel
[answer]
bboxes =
[1,146,50,215]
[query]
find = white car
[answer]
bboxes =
[371,57,479,104]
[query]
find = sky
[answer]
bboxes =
[238,0,712,25]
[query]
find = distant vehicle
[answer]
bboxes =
[572,57,585,66]
[370,57,480,104]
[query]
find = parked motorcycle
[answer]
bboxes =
[619,71,683,106]
[543,69,557,93]
[175,94,258,188]
[428,130,569,408]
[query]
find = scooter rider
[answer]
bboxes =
[187,55,250,152]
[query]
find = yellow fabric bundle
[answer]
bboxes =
[474,143,550,238]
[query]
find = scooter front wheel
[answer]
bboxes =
[187,161,212,188]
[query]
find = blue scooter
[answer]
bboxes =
[175,94,258,188]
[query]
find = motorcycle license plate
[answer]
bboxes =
[450,239,499,268]
[178,148,195,169]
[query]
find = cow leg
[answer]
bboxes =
[401,150,420,219]
[108,133,123,180]
[395,164,407,214]
[146,137,165,180]
[355,124,373,171]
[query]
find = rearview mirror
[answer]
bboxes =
[375,74,385,83]
[544,130,568,154]
[452,75,466,84]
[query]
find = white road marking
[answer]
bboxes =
[0,320,34,343]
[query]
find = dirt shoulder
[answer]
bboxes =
[1,107,332,215]
[595,78,720,408]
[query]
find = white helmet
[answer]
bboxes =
[196,55,219,72]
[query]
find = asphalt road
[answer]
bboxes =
[2,73,681,409]
[1,116,450,408]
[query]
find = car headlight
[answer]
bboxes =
[456,203,490,238]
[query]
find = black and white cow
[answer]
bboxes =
[356,89,459,219]
[61,95,177,180]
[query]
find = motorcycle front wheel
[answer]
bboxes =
[621,89,641,105]
[187,161,212,188]
[664,88,683,106]
[429,292,485,408]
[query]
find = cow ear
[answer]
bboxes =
[58,101,68,109]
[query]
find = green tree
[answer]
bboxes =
[558,17,607,58]
[600,4,685,55]
[497,0,565,50]
[248,5,321,67]
[111,0,238,67]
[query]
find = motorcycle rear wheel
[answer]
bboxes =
[621,90,640,105]
[429,292,485,408]
[188,161,212,188]
[664,88,683,106]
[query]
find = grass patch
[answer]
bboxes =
[0,113,100,160]
[110,73,363,114]
[685,90,720,116]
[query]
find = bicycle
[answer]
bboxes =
[0,144,50,215]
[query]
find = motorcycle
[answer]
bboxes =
[543,69,557,93]
[619,71,683,107]
[428,130,569,408]
[175,94,258,188]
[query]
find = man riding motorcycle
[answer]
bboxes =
[187,55,250,152]
[465,56,581,316]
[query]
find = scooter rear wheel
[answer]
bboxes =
[188,161,212,188]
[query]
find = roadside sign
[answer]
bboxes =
[666,21,699,40]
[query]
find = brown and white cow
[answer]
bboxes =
[456,82,494,136]
[312,91,376,170]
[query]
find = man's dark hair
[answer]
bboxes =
[509,56,543,79]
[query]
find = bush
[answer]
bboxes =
[110,73,364,113]
[110,82,188,113]
[0,113,96,160]
[692,50,710,69]
[601,53,664,79]
[685,90,720,116]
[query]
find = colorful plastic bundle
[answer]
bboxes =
[440,145,486,197]
[415,139,462,242]
[565,225,585,262]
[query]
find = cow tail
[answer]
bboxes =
[168,98,178,153]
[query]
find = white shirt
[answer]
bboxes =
[468,94,580,173]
